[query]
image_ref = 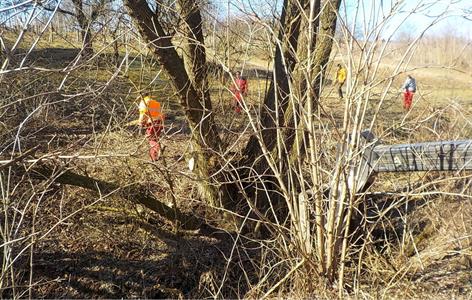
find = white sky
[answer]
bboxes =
[221,0,472,39]
[357,0,472,39]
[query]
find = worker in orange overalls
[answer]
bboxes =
[230,71,248,113]
[139,93,164,161]
[335,63,347,99]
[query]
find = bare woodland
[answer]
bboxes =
[1,0,472,298]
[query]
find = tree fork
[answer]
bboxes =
[228,0,306,223]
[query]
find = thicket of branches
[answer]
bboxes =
[1,0,471,298]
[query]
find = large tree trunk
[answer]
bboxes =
[243,0,341,164]
[288,0,342,161]
[236,0,341,226]
[229,0,306,221]
[177,1,209,94]
[81,27,93,56]
[242,0,305,161]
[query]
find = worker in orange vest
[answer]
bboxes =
[230,71,248,113]
[335,63,347,98]
[139,93,164,161]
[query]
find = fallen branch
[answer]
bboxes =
[31,164,211,231]
[0,153,135,165]
[0,146,39,171]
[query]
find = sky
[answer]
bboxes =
[341,0,472,39]
[2,0,471,40]
[217,0,472,39]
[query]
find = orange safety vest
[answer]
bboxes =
[139,96,164,124]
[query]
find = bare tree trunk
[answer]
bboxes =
[238,0,341,224]
[288,0,342,161]
[72,0,94,56]
[81,27,93,56]
[242,0,305,161]
[48,24,54,43]
[177,1,209,93]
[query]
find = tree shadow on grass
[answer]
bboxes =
[29,221,254,299]
[24,48,81,68]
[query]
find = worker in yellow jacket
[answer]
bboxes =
[335,63,347,99]
[139,93,164,161]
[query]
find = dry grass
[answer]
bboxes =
[2,25,472,298]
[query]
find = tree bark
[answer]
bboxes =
[242,0,305,161]
[177,0,209,94]
[236,0,341,233]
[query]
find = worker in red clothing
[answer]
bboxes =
[230,71,248,113]
[139,93,164,161]
[401,75,416,110]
